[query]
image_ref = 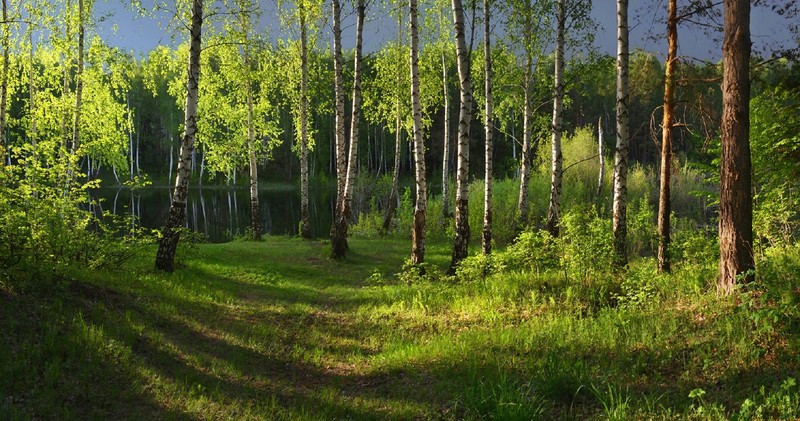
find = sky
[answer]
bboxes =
[95,0,797,62]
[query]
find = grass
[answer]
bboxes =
[1,236,799,419]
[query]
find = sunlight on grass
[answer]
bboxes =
[2,237,799,418]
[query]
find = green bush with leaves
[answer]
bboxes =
[501,229,560,275]
[1,154,144,279]
[558,205,615,283]
[751,86,800,247]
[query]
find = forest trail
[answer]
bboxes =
[4,237,799,419]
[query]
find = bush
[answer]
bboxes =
[500,229,560,275]
[559,205,615,283]
[0,154,144,277]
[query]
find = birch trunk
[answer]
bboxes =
[441,9,451,219]
[516,51,533,228]
[596,116,604,200]
[382,109,402,232]
[155,0,203,272]
[0,0,9,166]
[61,0,72,153]
[449,0,472,271]
[299,14,312,239]
[719,0,753,293]
[332,0,346,212]
[612,0,630,267]
[380,16,407,232]
[410,0,427,265]
[245,30,261,240]
[546,0,565,237]
[657,0,677,273]
[332,0,365,258]
[28,24,39,162]
[29,27,37,155]
[72,0,85,157]
[481,0,492,255]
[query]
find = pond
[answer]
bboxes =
[91,185,335,243]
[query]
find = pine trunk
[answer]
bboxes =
[155,0,203,272]
[410,0,427,265]
[612,0,630,267]
[332,0,365,258]
[299,16,312,239]
[719,0,753,293]
[657,0,677,273]
[481,0,493,255]
[546,0,565,237]
[449,0,472,272]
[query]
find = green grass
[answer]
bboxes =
[1,237,799,419]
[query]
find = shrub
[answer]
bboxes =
[559,205,615,283]
[500,229,560,275]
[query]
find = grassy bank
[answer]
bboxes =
[1,237,799,419]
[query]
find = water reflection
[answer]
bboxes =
[92,186,334,243]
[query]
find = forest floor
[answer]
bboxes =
[1,237,799,419]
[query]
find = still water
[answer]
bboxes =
[92,186,335,242]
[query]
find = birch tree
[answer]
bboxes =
[331,0,346,232]
[362,17,408,232]
[0,0,10,166]
[719,0,753,292]
[545,0,564,237]
[298,11,311,238]
[331,0,366,258]
[71,0,85,159]
[508,0,550,228]
[243,10,259,239]
[155,0,203,272]
[409,0,426,264]
[657,0,677,273]
[481,0,493,255]
[448,0,473,271]
[277,0,324,239]
[612,0,630,267]
[196,27,281,240]
[437,0,452,219]
[595,116,604,201]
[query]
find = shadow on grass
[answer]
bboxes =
[3,237,798,419]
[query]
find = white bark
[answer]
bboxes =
[516,51,533,227]
[596,116,604,200]
[244,21,260,240]
[546,0,565,237]
[410,0,427,265]
[299,14,312,238]
[481,0,493,255]
[332,0,365,258]
[0,0,9,166]
[72,0,85,156]
[156,0,203,272]
[449,0,473,271]
[332,0,346,207]
[612,0,630,266]
[441,7,451,219]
